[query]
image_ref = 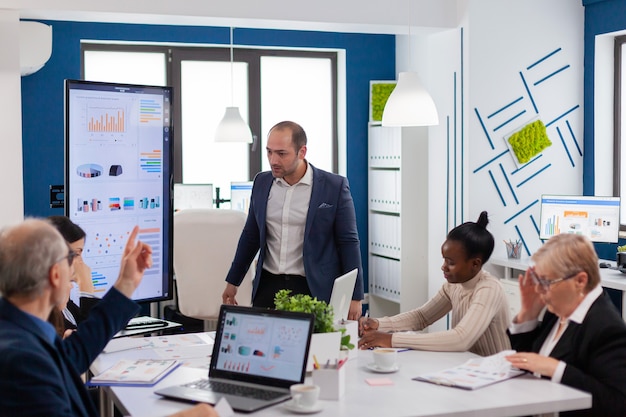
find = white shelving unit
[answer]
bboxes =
[487,256,530,319]
[367,124,429,317]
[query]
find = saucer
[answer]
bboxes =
[282,400,323,414]
[366,362,400,373]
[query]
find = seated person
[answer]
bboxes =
[0,219,216,417]
[505,233,626,417]
[47,215,97,331]
[358,211,511,356]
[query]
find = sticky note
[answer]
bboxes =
[365,377,394,386]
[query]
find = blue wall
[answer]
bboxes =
[583,0,626,260]
[20,20,395,290]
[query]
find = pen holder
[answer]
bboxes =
[312,364,346,400]
[505,241,522,259]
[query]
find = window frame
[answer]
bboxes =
[81,43,339,184]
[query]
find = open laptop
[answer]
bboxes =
[328,268,358,322]
[155,305,314,413]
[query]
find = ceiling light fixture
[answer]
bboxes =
[215,27,253,143]
[382,2,439,127]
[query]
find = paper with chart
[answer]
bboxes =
[413,350,525,390]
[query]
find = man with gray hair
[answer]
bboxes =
[0,219,216,417]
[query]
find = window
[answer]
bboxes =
[82,44,338,204]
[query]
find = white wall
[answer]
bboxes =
[392,0,584,330]
[465,0,584,258]
[0,10,25,227]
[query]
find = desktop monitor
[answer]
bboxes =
[64,79,174,303]
[539,194,621,243]
[230,181,253,214]
[173,183,214,211]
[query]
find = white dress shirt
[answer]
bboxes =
[263,162,313,276]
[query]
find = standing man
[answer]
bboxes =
[222,121,364,320]
[0,219,216,417]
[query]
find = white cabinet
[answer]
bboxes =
[487,257,529,320]
[367,124,429,317]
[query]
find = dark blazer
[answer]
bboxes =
[226,164,364,303]
[509,291,626,417]
[0,288,138,417]
[64,297,100,331]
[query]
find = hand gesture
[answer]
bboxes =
[505,351,559,378]
[358,316,379,336]
[358,330,392,349]
[222,283,239,305]
[515,268,545,323]
[348,300,362,320]
[73,255,94,294]
[113,226,153,299]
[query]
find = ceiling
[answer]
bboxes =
[9,0,460,34]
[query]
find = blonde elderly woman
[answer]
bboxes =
[506,233,626,417]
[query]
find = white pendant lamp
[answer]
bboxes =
[381,71,439,127]
[381,0,439,128]
[215,27,253,143]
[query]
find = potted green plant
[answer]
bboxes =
[274,290,354,370]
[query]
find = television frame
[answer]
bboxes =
[539,194,621,244]
[64,79,174,304]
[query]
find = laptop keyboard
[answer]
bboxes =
[184,379,285,401]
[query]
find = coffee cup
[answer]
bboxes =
[373,348,398,370]
[290,384,320,409]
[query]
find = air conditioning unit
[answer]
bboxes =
[20,21,52,77]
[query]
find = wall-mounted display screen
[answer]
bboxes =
[65,79,173,303]
[539,195,621,243]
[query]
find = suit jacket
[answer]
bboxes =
[509,291,626,417]
[225,163,363,303]
[0,288,139,417]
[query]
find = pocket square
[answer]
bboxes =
[318,202,333,209]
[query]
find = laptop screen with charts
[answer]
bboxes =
[155,305,314,412]
[329,268,358,322]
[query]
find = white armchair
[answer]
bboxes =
[173,208,253,330]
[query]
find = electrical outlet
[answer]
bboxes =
[49,184,64,209]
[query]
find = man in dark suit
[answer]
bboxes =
[222,120,364,319]
[0,219,216,417]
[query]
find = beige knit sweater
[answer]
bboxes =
[376,270,511,356]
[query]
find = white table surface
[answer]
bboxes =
[92,335,591,417]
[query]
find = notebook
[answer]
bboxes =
[328,268,358,322]
[155,305,314,413]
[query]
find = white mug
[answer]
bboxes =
[373,348,398,370]
[290,384,320,409]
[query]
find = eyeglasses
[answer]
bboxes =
[55,250,77,267]
[529,268,578,291]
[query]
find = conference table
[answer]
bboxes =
[91,332,591,417]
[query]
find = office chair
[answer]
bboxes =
[173,208,253,331]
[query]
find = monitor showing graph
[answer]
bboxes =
[539,195,620,243]
[230,181,253,214]
[64,79,174,303]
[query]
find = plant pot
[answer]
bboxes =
[306,331,341,372]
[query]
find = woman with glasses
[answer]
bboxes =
[506,233,626,417]
[47,216,98,336]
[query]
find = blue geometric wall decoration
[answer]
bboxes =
[471,47,581,256]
